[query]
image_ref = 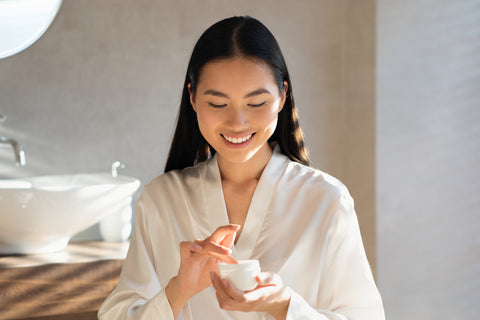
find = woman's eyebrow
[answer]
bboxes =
[203,89,229,98]
[202,88,271,98]
[244,88,271,98]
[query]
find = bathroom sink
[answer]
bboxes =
[0,174,140,254]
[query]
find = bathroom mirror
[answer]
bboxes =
[0,0,62,59]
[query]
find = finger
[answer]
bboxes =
[201,239,232,255]
[207,250,238,264]
[243,284,278,302]
[190,239,232,256]
[195,239,235,255]
[256,272,277,286]
[208,224,241,243]
[220,278,247,302]
[220,230,236,249]
[210,271,221,288]
[210,272,230,296]
[211,273,240,309]
[211,272,243,299]
[179,241,202,255]
[198,240,238,264]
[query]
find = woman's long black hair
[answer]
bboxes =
[164,16,310,172]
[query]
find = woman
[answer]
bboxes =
[99,16,384,320]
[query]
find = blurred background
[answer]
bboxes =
[0,0,478,319]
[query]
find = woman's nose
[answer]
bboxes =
[226,107,248,127]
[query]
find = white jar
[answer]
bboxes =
[218,260,261,291]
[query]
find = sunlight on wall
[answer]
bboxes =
[0,125,61,179]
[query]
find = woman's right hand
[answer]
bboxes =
[165,224,240,316]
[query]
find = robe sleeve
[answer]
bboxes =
[283,190,385,320]
[98,192,176,320]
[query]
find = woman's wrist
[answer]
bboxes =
[165,276,191,318]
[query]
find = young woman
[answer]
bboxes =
[99,16,384,320]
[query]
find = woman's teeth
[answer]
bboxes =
[222,133,253,144]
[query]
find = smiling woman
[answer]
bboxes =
[99,16,384,320]
[0,0,62,59]
[189,57,286,165]
[164,16,309,173]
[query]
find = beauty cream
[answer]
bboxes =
[218,259,261,291]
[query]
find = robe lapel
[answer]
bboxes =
[234,149,288,260]
[202,155,230,237]
[203,148,289,261]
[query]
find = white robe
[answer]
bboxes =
[98,148,385,320]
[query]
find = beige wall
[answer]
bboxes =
[377,0,480,318]
[0,0,376,270]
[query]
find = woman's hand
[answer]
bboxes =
[165,224,240,317]
[210,271,291,320]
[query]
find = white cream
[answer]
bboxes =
[218,259,260,291]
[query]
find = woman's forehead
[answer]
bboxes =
[196,57,278,95]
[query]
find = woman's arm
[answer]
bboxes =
[99,190,240,319]
[98,194,177,319]
[283,197,385,320]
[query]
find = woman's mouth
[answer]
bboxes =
[221,133,255,145]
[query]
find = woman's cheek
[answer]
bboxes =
[260,110,280,132]
[197,111,220,139]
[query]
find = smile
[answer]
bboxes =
[221,133,254,144]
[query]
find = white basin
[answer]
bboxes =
[0,174,140,254]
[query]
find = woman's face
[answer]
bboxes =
[189,57,287,166]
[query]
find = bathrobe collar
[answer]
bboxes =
[203,146,289,260]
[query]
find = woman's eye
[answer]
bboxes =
[208,102,227,108]
[248,101,266,108]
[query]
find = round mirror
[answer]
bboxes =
[0,0,62,59]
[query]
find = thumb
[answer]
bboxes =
[256,272,278,286]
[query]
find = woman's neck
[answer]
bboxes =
[217,144,273,185]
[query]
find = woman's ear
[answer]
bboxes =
[278,81,288,113]
[188,83,197,112]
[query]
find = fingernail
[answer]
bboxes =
[210,271,216,281]
[193,243,202,251]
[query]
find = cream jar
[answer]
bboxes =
[218,259,261,291]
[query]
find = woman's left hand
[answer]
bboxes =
[210,271,291,320]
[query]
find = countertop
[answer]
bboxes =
[0,241,128,320]
[0,241,129,268]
